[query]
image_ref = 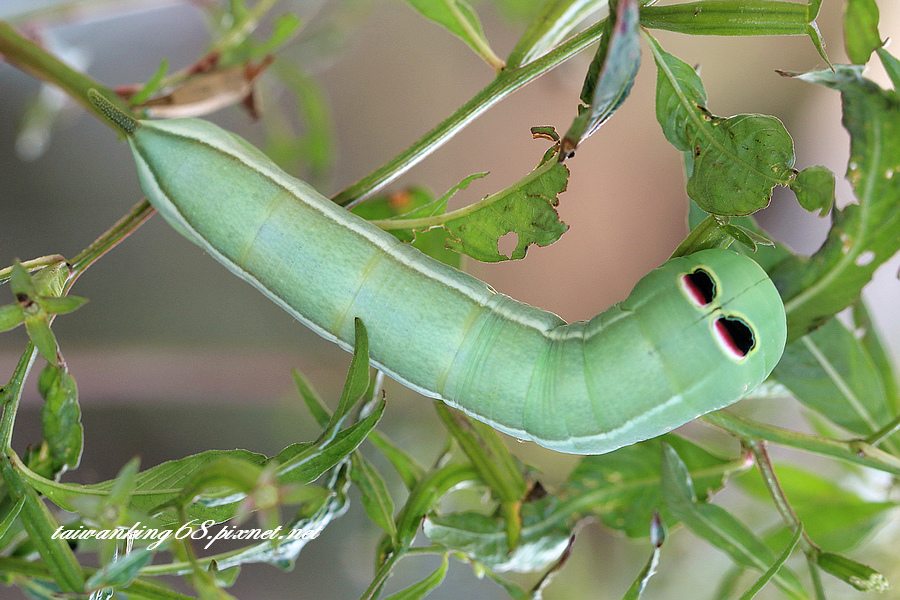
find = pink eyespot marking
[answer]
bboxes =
[681,268,716,307]
[714,316,755,360]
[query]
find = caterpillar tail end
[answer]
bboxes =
[88,89,138,136]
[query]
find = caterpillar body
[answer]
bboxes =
[94,93,787,454]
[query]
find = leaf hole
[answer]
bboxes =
[497,232,519,259]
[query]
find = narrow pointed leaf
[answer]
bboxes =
[9,260,36,298]
[384,553,449,600]
[507,0,605,68]
[660,445,807,600]
[563,436,742,538]
[773,317,892,439]
[738,525,803,600]
[403,0,504,68]
[0,459,85,593]
[85,547,154,589]
[25,318,59,363]
[367,430,425,490]
[37,295,88,315]
[350,453,397,540]
[876,48,900,91]
[0,303,24,331]
[561,0,640,156]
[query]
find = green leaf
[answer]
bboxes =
[424,496,572,572]
[0,302,24,332]
[350,453,397,541]
[441,154,569,261]
[252,13,303,57]
[773,318,893,440]
[352,184,468,268]
[384,553,449,600]
[393,463,481,553]
[266,62,335,181]
[738,525,803,600]
[844,0,882,65]
[373,149,569,262]
[0,458,85,593]
[24,448,267,526]
[292,368,331,429]
[403,0,504,68]
[687,204,793,270]
[562,435,742,538]
[648,34,795,215]
[129,59,170,106]
[0,494,25,540]
[659,445,807,600]
[851,301,899,412]
[506,0,605,69]
[25,317,59,363]
[720,223,774,252]
[274,400,385,485]
[213,462,352,570]
[85,547,154,589]
[561,0,640,157]
[9,260,36,298]
[331,318,371,428]
[788,164,835,216]
[434,403,527,539]
[771,66,900,340]
[366,430,425,490]
[738,464,896,552]
[38,295,88,315]
[876,47,900,91]
[36,363,83,476]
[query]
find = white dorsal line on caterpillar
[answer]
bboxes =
[90,90,787,455]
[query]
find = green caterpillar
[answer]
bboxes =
[92,91,787,454]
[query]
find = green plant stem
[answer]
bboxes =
[0,20,131,129]
[704,411,900,476]
[69,199,156,280]
[331,18,608,207]
[2,200,153,452]
[746,441,818,555]
[863,412,900,448]
[0,346,39,452]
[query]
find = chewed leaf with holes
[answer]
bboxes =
[649,35,795,215]
[373,145,570,263]
[442,148,569,262]
[769,65,900,340]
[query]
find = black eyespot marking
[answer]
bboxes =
[682,268,716,307]
[714,316,756,360]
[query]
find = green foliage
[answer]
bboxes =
[561,0,641,157]
[771,65,900,340]
[649,35,796,216]
[1,1,899,599]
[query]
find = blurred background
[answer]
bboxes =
[0,0,898,598]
